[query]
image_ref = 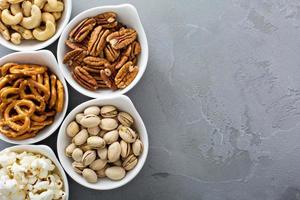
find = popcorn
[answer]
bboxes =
[0,151,65,200]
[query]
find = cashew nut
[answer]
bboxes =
[47,0,58,9]
[42,12,54,23]
[11,24,32,39]
[20,5,41,29]
[10,3,21,15]
[7,0,24,4]
[52,11,61,20]
[33,0,46,9]
[21,1,32,17]
[43,1,63,12]
[10,32,21,44]
[0,0,9,10]
[0,21,10,40]
[33,20,55,41]
[1,9,23,25]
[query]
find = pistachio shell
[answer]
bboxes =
[72,161,85,174]
[105,166,126,180]
[132,139,143,156]
[73,129,88,145]
[89,159,107,171]
[97,147,107,160]
[87,126,100,136]
[75,113,85,124]
[108,142,121,162]
[65,143,76,157]
[82,168,98,183]
[122,154,138,171]
[87,136,106,149]
[80,114,101,128]
[103,130,119,144]
[66,121,80,137]
[117,112,134,127]
[100,118,118,131]
[84,106,101,116]
[120,140,131,158]
[72,148,83,162]
[118,125,137,143]
[82,150,96,166]
[100,105,118,118]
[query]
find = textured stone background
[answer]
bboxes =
[1,0,300,199]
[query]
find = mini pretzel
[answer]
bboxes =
[1,63,17,76]
[9,64,47,75]
[31,111,55,122]
[43,72,50,92]
[56,80,64,112]
[28,79,50,102]
[0,74,19,90]
[1,87,19,103]
[14,99,36,116]
[49,74,57,109]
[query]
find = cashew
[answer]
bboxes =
[33,20,55,41]
[11,24,32,39]
[21,1,32,17]
[0,0,9,10]
[47,0,57,9]
[1,9,23,25]
[52,11,61,20]
[42,12,54,23]
[43,1,63,12]
[10,32,21,44]
[33,0,46,9]
[0,21,10,40]
[10,3,21,15]
[20,5,41,29]
[7,0,24,4]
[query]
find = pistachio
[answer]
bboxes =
[84,106,101,116]
[100,118,118,131]
[80,144,92,152]
[117,112,134,127]
[75,113,85,124]
[112,159,122,166]
[118,125,137,143]
[120,140,131,158]
[73,129,89,145]
[82,150,96,166]
[87,126,100,136]
[96,164,108,178]
[89,159,107,171]
[105,166,126,180]
[80,114,101,128]
[82,168,98,183]
[72,161,85,174]
[87,136,106,149]
[132,139,143,156]
[122,154,138,171]
[66,121,80,137]
[72,148,83,162]
[97,147,107,160]
[103,130,119,144]
[108,142,121,162]
[100,105,118,118]
[65,143,76,157]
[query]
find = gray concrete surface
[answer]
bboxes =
[1,0,300,199]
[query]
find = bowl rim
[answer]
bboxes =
[0,50,69,145]
[57,3,149,98]
[0,144,69,199]
[57,95,149,190]
[0,0,72,51]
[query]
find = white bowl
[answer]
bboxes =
[0,0,72,51]
[0,50,69,144]
[57,95,149,190]
[1,145,69,199]
[57,4,148,98]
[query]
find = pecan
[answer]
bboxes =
[129,41,141,60]
[104,44,120,62]
[106,28,137,50]
[94,12,118,28]
[114,44,132,69]
[69,18,96,42]
[65,40,87,50]
[83,56,110,66]
[82,65,105,74]
[88,26,110,56]
[100,69,117,90]
[63,49,87,68]
[115,61,139,88]
[73,66,97,90]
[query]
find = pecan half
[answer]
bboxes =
[129,41,141,60]
[104,44,120,62]
[114,44,132,69]
[63,49,87,68]
[73,66,97,90]
[106,28,137,50]
[94,12,118,28]
[83,65,105,74]
[83,56,110,66]
[88,26,110,56]
[65,40,87,50]
[100,69,117,90]
[69,18,96,42]
[115,61,139,88]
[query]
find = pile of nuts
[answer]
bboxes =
[63,12,141,91]
[65,105,143,183]
[0,0,64,44]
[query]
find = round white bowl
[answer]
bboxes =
[1,145,69,199]
[57,95,148,190]
[57,4,148,98]
[0,50,69,144]
[0,0,72,51]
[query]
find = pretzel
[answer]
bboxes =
[43,72,50,92]
[31,111,56,122]
[1,87,19,103]
[0,74,19,90]
[9,64,47,75]
[56,80,64,112]
[28,79,50,102]
[49,74,57,109]
[1,63,17,76]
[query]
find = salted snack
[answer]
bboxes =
[63,12,141,91]
[0,0,64,44]
[65,105,144,183]
[0,62,65,140]
[0,150,66,199]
